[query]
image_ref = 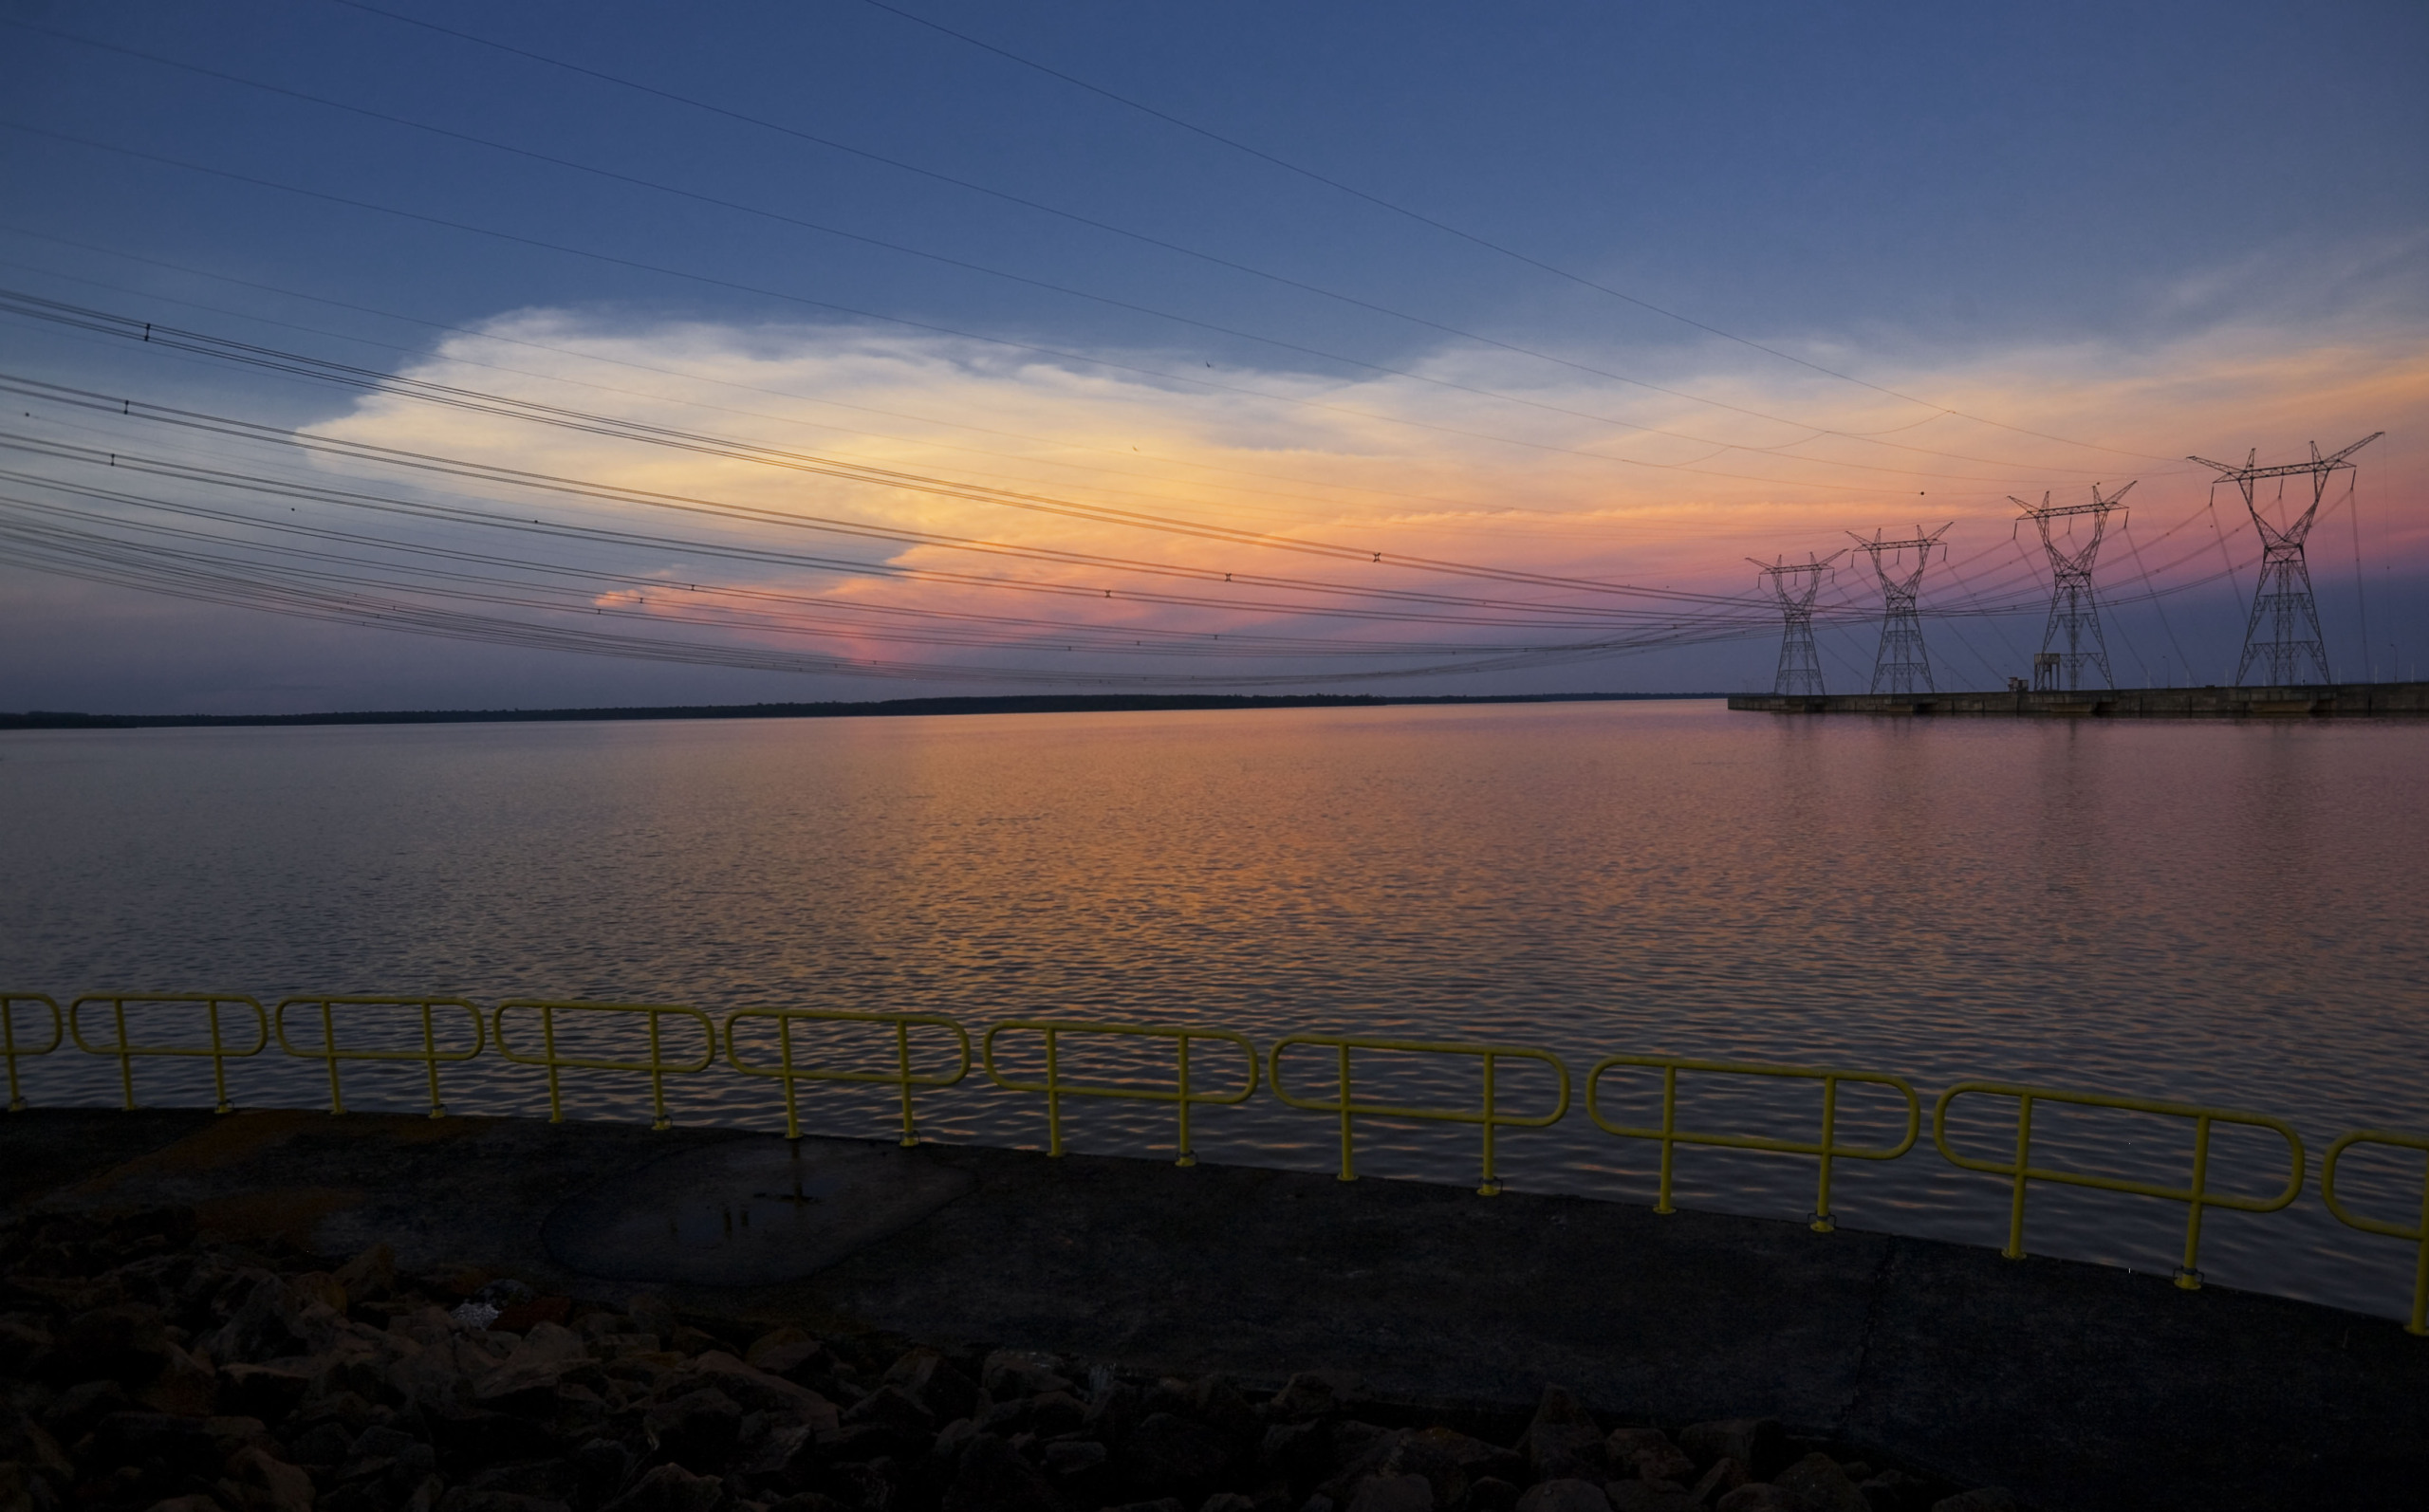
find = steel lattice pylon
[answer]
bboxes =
[1849,526,1949,695]
[2013,483,2133,691]
[1749,552,1841,696]
[2192,433,2381,687]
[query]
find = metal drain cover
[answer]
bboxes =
[543,1135,972,1286]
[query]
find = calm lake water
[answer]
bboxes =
[3,700,2425,1319]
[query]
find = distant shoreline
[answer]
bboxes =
[0,691,1722,731]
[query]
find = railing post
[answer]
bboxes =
[2004,1093,2034,1260]
[418,1001,443,1117]
[894,1019,918,1147]
[1476,1053,1495,1193]
[112,1000,134,1110]
[777,1015,802,1141]
[1175,1034,1196,1168]
[1654,1063,1678,1214]
[1045,1026,1065,1157]
[1337,1041,1356,1182]
[1812,1075,1839,1232]
[2414,1162,2429,1337]
[647,1010,670,1131]
[321,1001,344,1115]
[206,1000,231,1114]
[539,1005,564,1122]
[2178,1114,2213,1289]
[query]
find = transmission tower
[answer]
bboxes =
[2191,433,2382,686]
[1848,526,1952,695]
[1748,552,1842,695]
[2012,482,2132,691]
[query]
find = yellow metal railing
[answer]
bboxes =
[1585,1055,1920,1231]
[2,993,64,1112]
[1935,1080,2306,1288]
[274,996,486,1118]
[2321,1129,2429,1336]
[14,977,2429,1334]
[982,1019,1258,1166]
[492,999,714,1131]
[67,992,269,1113]
[726,1007,971,1145]
[1269,1033,1568,1194]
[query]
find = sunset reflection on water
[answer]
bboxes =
[2,700,2423,1318]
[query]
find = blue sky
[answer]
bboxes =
[1,0,2422,710]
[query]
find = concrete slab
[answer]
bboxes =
[7,1108,2421,1512]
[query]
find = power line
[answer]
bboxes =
[0,228,1604,528]
[0,337,1773,614]
[2,117,2014,499]
[3,12,2147,485]
[850,0,2178,464]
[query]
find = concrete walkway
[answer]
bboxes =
[8,1108,2421,1511]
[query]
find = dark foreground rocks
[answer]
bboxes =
[0,1209,2017,1512]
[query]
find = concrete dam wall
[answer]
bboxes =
[1726,680,2429,718]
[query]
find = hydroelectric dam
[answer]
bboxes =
[1727,679,2429,717]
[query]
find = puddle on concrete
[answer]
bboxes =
[542,1136,972,1286]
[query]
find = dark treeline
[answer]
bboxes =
[0,691,1715,731]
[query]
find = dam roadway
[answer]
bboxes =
[5,1107,2423,1512]
[1726,678,2429,717]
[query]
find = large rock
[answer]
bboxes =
[220,1445,315,1512]
[1345,1472,1433,1512]
[643,1388,743,1474]
[741,1327,820,1374]
[0,1461,62,1512]
[1771,1455,1867,1512]
[1382,1425,1523,1507]
[1264,1371,1367,1423]
[573,1438,638,1509]
[1851,1469,1925,1512]
[1604,1483,1699,1512]
[1182,1375,1260,1445]
[1121,1411,1235,1498]
[840,1383,934,1434]
[1678,1423,1783,1482]
[623,1297,680,1341]
[216,1362,311,1423]
[939,1433,1062,1512]
[55,1302,175,1385]
[684,1353,838,1430]
[0,1408,76,1487]
[332,1245,396,1304]
[461,1460,580,1503]
[328,1423,440,1508]
[600,1463,728,1512]
[1257,1420,1332,1486]
[881,1348,976,1422]
[1517,1387,1604,1483]
[87,1411,267,1482]
[435,1492,570,1512]
[0,1318,52,1379]
[41,1379,130,1447]
[981,1349,1073,1399]
[1514,1480,1613,1512]
[422,1402,538,1473]
[1691,1459,1749,1504]
[1603,1429,1693,1487]
[200,1274,320,1366]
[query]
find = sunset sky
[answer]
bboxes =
[1,0,2422,710]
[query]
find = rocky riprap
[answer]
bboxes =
[0,1208,2019,1512]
